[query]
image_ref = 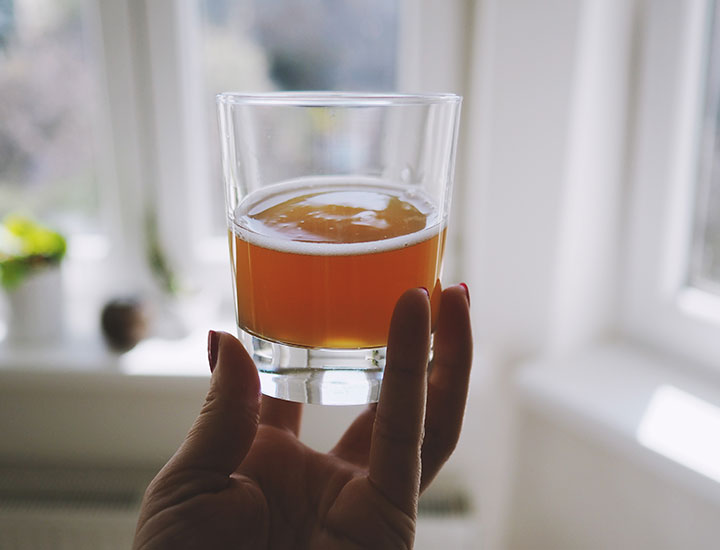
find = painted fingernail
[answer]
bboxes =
[208,330,220,373]
[459,282,470,304]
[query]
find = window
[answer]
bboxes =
[1,0,470,344]
[0,0,112,341]
[198,0,399,238]
[0,0,101,234]
[622,0,720,369]
[689,1,720,296]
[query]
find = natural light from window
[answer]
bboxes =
[0,0,100,235]
[637,384,720,484]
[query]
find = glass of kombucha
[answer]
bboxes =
[216,92,461,405]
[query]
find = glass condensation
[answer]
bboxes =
[0,0,99,233]
[198,0,399,236]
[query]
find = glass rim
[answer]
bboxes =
[216,91,462,107]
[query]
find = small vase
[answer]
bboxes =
[5,266,64,346]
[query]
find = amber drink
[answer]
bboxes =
[217,93,461,404]
[230,178,446,349]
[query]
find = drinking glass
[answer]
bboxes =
[217,92,461,405]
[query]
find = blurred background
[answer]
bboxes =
[1,0,720,548]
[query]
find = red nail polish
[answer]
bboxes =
[208,330,220,373]
[459,282,470,304]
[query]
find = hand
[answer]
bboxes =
[133,285,472,549]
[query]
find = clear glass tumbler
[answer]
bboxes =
[217,92,461,405]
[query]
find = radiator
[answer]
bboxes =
[0,464,477,549]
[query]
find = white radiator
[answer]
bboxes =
[0,464,149,550]
[0,465,477,549]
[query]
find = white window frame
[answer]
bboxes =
[621,0,720,371]
[88,0,158,294]
[88,0,231,312]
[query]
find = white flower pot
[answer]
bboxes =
[5,266,64,346]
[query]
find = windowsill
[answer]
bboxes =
[0,301,236,465]
[0,313,367,465]
[0,307,235,379]
[515,339,720,506]
[0,329,213,391]
[0,270,238,383]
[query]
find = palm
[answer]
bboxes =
[227,423,414,548]
[134,286,472,550]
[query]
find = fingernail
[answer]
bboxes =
[459,282,470,305]
[419,287,430,299]
[208,330,220,373]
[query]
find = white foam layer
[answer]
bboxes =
[230,176,444,256]
[234,221,443,256]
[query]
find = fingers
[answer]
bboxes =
[420,284,473,490]
[329,403,376,466]
[166,331,261,477]
[259,395,303,437]
[368,288,431,515]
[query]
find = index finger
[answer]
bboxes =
[165,332,261,477]
[368,288,431,515]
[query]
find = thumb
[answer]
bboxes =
[167,331,261,477]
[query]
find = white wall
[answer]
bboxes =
[462,0,632,546]
[461,0,720,548]
[507,411,720,550]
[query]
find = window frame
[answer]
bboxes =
[89,0,158,294]
[621,0,720,371]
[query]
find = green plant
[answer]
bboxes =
[0,215,66,290]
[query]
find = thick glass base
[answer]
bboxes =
[237,327,385,405]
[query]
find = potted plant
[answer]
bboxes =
[0,215,67,345]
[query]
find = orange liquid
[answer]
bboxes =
[229,180,446,349]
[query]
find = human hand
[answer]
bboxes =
[133,284,472,549]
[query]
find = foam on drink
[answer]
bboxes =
[233,177,442,255]
[229,177,446,349]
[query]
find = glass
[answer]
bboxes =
[0,0,100,234]
[217,92,462,405]
[199,0,399,238]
